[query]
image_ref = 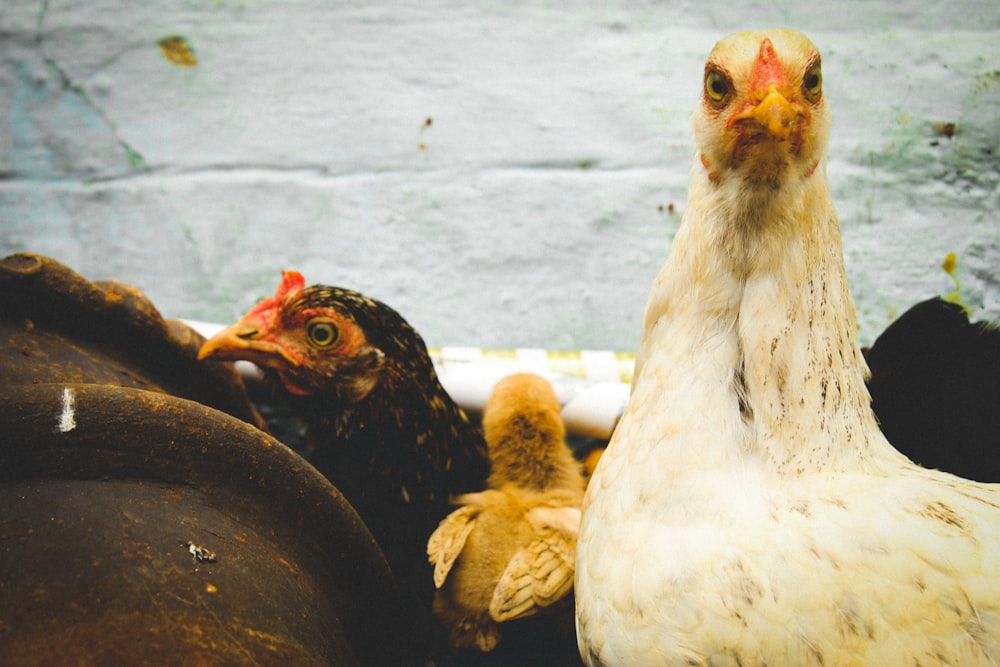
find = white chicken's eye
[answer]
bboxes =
[307,320,339,348]
[803,63,822,100]
[705,70,731,105]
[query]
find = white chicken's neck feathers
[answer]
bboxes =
[635,150,897,477]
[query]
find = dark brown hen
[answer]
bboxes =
[199,270,490,662]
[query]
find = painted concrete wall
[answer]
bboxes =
[2,1,999,353]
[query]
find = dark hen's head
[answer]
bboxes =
[199,270,432,403]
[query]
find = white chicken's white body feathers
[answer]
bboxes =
[575,28,1000,667]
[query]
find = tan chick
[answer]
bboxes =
[427,372,585,654]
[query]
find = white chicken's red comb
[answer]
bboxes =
[750,37,785,91]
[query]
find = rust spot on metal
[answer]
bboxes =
[277,556,298,575]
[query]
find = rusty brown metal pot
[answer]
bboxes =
[0,252,263,428]
[0,382,408,666]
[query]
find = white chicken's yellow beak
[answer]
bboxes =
[733,86,798,140]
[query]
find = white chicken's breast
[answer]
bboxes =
[575,28,1000,667]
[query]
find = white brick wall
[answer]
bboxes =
[2,1,998,350]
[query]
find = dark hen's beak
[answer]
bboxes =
[198,321,298,369]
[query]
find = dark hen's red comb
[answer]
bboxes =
[244,270,306,322]
[276,270,306,299]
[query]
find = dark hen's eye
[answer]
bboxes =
[705,69,731,105]
[803,63,822,100]
[306,320,339,348]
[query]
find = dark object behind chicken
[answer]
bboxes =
[865,297,1000,482]
[0,252,261,427]
[200,270,490,662]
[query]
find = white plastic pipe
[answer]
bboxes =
[183,320,631,440]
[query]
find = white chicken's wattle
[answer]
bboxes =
[575,29,1000,666]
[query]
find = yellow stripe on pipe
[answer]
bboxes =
[428,347,635,385]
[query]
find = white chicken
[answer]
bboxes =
[575,28,1000,666]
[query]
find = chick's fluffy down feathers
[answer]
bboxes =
[428,489,581,651]
[427,373,584,653]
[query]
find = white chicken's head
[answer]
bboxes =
[694,29,831,188]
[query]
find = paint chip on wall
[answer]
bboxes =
[158,36,198,67]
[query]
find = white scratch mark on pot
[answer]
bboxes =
[58,387,76,432]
